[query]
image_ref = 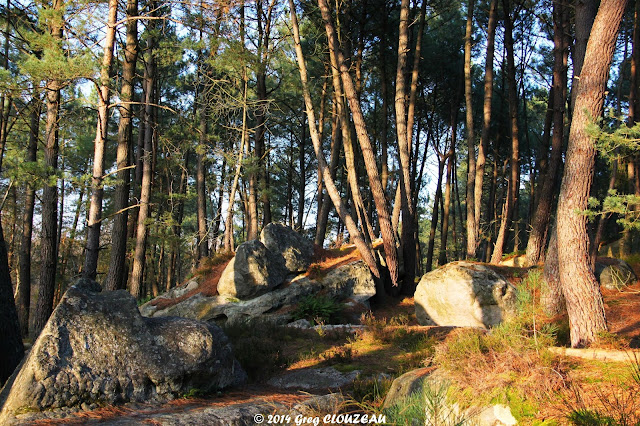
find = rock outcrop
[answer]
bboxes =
[415,262,517,328]
[595,258,637,290]
[143,261,377,326]
[260,222,314,273]
[216,239,287,299]
[383,367,434,409]
[321,260,376,304]
[0,279,246,424]
[384,368,517,426]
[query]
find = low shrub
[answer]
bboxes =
[292,295,345,325]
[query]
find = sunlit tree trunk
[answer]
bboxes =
[525,0,568,266]
[83,0,117,279]
[473,0,497,261]
[129,30,156,299]
[464,0,477,259]
[105,0,138,291]
[33,0,63,336]
[557,0,627,347]
[289,0,379,278]
[395,0,425,292]
[490,0,520,265]
[318,0,398,287]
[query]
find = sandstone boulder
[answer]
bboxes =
[0,279,246,424]
[320,260,376,304]
[260,222,314,273]
[383,367,434,409]
[415,262,517,328]
[498,254,527,267]
[217,239,287,299]
[148,276,317,325]
[595,258,637,290]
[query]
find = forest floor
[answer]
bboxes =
[32,255,640,425]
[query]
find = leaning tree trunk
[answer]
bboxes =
[557,0,627,347]
[104,0,138,291]
[570,0,600,113]
[525,0,568,266]
[83,0,118,279]
[289,0,379,279]
[318,0,399,287]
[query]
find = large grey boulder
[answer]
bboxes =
[260,222,314,273]
[383,367,435,409]
[217,239,287,299]
[0,279,246,424]
[415,262,517,328]
[595,258,637,290]
[145,261,378,325]
[320,260,376,304]
[147,276,317,325]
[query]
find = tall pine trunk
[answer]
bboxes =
[84,0,118,279]
[557,0,627,347]
[490,0,520,264]
[289,0,380,279]
[104,0,138,291]
[318,0,399,287]
[525,0,568,266]
[33,1,63,335]
[464,0,477,259]
[16,96,40,337]
[473,0,497,260]
[130,31,156,299]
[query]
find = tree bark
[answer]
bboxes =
[464,0,477,259]
[196,105,209,260]
[542,222,565,315]
[33,0,63,335]
[557,0,627,347]
[16,96,40,337]
[490,0,520,264]
[289,0,379,278]
[318,0,399,287]
[314,92,341,246]
[83,0,117,279]
[473,0,497,260]
[570,0,600,113]
[129,28,156,300]
[525,0,568,266]
[395,0,424,292]
[104,0,138,291]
